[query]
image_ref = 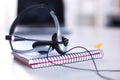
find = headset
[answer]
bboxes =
[5,4,69,55]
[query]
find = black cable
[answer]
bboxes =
[9,36,120,79]
[46,46,120,80]
[9,35,120,79]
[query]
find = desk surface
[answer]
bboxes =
[1,27,120,80]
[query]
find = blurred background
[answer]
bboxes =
[1,1,120,80]
[0,0,120,32]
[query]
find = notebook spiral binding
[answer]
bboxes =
[27,49,104,68]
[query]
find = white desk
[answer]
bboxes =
[1,27,120,80]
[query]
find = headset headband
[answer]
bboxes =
[9,4,61,36]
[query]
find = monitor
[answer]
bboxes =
[17,0,64,27]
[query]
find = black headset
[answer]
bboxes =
[5,4,69,55]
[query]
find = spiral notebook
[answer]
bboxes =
[12,49,104,69]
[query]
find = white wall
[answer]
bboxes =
[0,0,17,32]
[0,0,7,30]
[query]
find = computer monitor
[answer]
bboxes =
[17,0,64,27]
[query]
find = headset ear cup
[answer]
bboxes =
[52,33,68,55]
[32,41,45,54]
[32,41,41,48]
[32,41,53,54]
